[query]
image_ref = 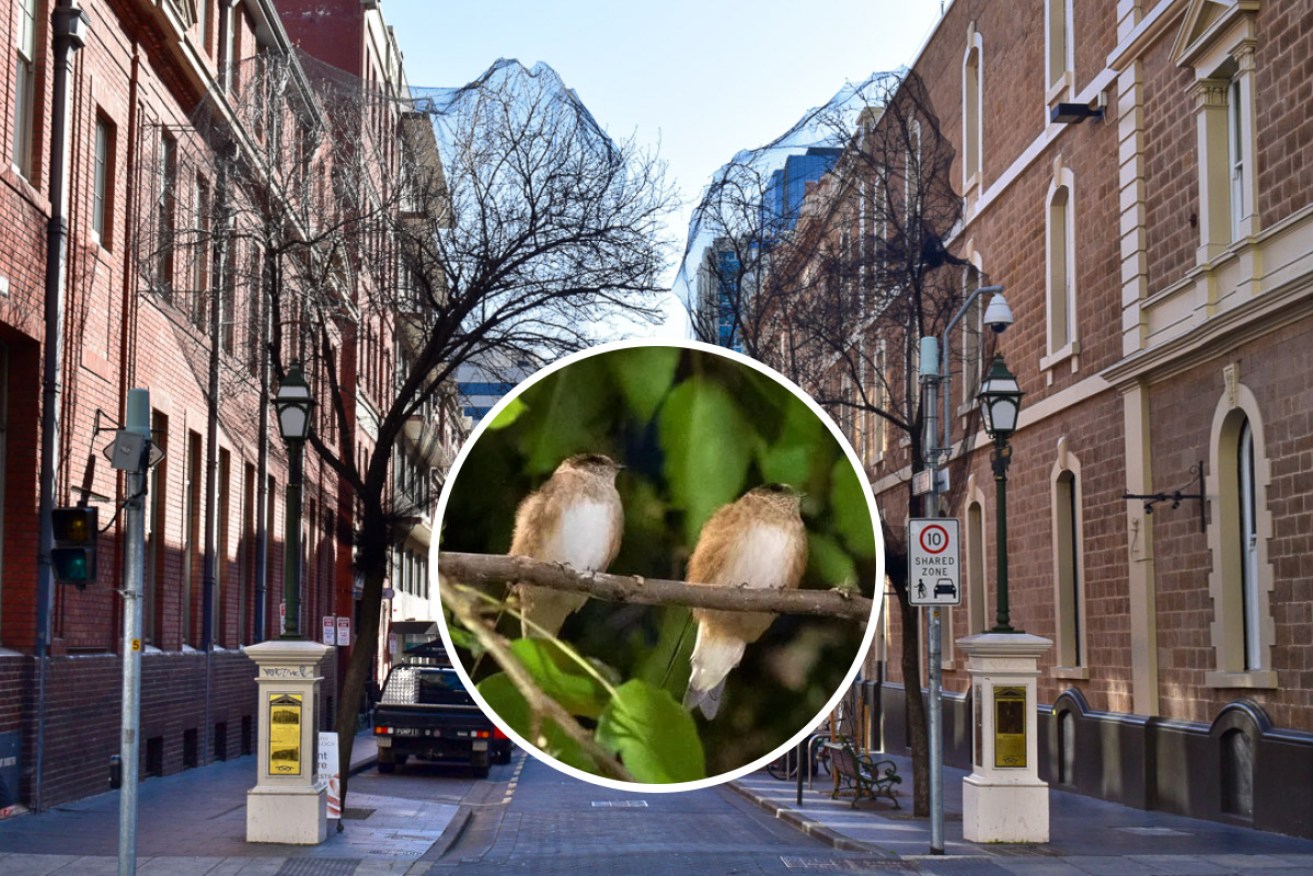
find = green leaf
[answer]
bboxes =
[477,673,598,772]
[595,679,705,783]
[806,531,858,589]
[610,346,680,423]
[830,456,877,560]
[516,357,615,474]
[509,637,610,719]
[487,396,527,430]
[658,377,753,545]
[757,393,830,486]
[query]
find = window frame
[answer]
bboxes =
[1050,440,1088,678]
[1042,167,1079,374]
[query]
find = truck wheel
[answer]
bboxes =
[472,752,490,779]
[495,747,513,765]
[378,761,396,774]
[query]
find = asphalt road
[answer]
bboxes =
[406,753,888,875]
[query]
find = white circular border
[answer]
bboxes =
[433,337,885,793]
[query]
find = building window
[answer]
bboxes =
[145,411,169,645]
[960,265,983,410]
[962,30,982,191]
[1045,0,1073,100]
[158,134,178,299]
[1204,374,1275,689]
[964,488,987,636]
[1044,168,1078,368]
[193,174,211,329]
[92,115,115,247]
[12,0,37,179]
[1051,440,1086,674]
[1175,3,1259,260]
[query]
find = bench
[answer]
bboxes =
[823,740,901,809]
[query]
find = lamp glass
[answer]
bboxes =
[278,405,309,441]
[977,355,1023,440]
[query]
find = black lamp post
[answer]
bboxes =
[274,361,314,639]
[977,354,1024,633]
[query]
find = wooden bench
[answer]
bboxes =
[823,740,901,809]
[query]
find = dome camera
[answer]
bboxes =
[982,292,1013,334]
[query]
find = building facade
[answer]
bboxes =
[0,0,446,812]
[781,0,1313,839]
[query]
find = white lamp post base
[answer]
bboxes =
[247,784,328,844]
[963,773,1050,843]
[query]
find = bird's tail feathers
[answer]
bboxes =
[684,628,746,719]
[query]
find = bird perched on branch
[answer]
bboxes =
[510,453,624,638]
[683,484,807,719]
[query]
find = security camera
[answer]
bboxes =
[982,292,1014,334]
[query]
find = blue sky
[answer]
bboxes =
[381,0,946,329]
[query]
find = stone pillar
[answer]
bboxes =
[957,632,1053,843]
[246,639,332,844]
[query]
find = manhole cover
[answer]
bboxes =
[342,807,375,820]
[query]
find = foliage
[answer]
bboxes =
[442,346,878,778]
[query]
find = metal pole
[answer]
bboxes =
[918,335,945,855]
[34,0,88,814]
[991,439,1014,633]
[282,440,303,639]
[119,389,150,876]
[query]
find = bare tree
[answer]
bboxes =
[137,52,675,801]
[689,70,989,816]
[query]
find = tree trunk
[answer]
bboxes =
[333,504,388,804]
[897,585,929,817]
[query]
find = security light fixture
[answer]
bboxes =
[1050,102,1104,124]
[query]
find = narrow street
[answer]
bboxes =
[419,755,879,876]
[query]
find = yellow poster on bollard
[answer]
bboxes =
[268,693,303,776]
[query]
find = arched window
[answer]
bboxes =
[1205,374,1275,689]
[963,29,983,192]
[1052,440,1087,674]
[1045,0,1073,100]
[1044,167,1078,371]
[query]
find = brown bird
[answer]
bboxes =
[510,453,625,638]
[683,483,808,719]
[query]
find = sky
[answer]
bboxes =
[381,0,948,335]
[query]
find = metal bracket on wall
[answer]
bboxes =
[1123,461,1205,533]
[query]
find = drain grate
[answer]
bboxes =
[1118,826,1189,836]
[274,858,362,876]
[781,857,912,871]
[341,806,375,820]
[590,800,649,807]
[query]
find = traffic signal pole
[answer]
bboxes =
[118,389,150,876]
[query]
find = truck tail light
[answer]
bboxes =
[493,727,509,741]
[473,730,491,739]
[374,725,390,735]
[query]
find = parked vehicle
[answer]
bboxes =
[373,664,513,777]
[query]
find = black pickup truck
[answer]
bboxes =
[373,663,512,777]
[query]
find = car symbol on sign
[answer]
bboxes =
[934,579,956,598]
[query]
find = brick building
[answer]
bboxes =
[777,0,1313,839]
[0,0,445,812]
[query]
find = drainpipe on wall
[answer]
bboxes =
[34,0,89,813]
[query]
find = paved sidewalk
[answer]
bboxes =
[729,751,1313,874]
[0,732,462,876]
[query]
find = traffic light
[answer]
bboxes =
[52,506,98,588]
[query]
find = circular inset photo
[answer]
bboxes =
[434,340,883,790]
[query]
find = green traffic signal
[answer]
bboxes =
[51,506,98,588]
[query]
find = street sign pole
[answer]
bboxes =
[118,389,151,876]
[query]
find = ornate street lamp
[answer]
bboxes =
[274,361,314,639]
[977,354,1024,633]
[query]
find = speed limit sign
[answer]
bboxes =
[909,518,961,606]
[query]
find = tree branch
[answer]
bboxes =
[438,552,875,623]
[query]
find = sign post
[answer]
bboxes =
[910,517,960,855]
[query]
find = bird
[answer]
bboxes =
[509,453,625,638]
[683,483,808,719]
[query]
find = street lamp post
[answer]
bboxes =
[274,362,314,640]
[976,354,1024,632]
[246,360,328,845]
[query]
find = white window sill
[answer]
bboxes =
[1204,669,1277,690]
[1051,666,1090,680]
[1040,340,1080,378]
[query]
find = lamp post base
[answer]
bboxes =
[246,784,327,845]
[962,773,1050,843]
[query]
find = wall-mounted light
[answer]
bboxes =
[1050,102,1104,125]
